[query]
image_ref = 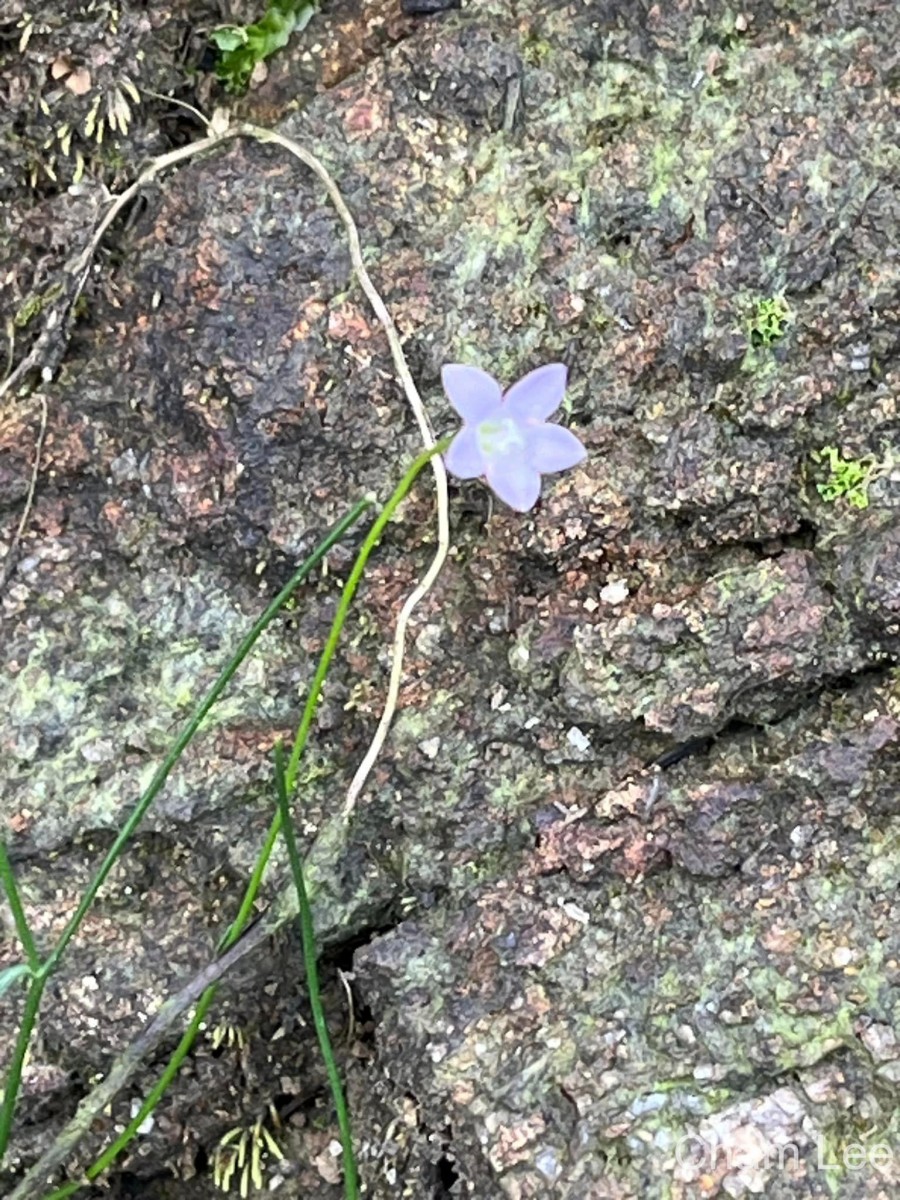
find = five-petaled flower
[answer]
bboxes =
[442,363,586,512]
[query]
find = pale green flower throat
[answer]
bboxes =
[476,417,526,458]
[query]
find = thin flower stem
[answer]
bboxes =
[48,499,370,976]
[81,991,217,1190]
[217,807,283,953]
[3,112,451,1200]
[284,438,451,794]
[34,989,219,1200]
[54,441,448,1198]
[90,810,285,1181]
[13,447,445,1198]
[274,742,358,1199]
[8,924,272,1200]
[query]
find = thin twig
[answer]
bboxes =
[0,132,233,407]
[4,115,451,1193]
[3,319,14,381]
[2,502,371,1194]
[5,443,448,1199]
[68,132,232,284]
[0,128,237,596]
[137,87,213,133]
[338,969,356,1046]
[0,394,48,592]
[3,119,449,815]
[6,922,272,1200]
[240,125,451,824]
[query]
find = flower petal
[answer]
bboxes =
[441,364,503,423]
[445,426,486,479]
[503,363,568,421]
[485,452,542,512]
[528,423,587,473]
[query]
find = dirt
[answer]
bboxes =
[2,0,900,1197]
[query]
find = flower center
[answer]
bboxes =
[476,417,525,458]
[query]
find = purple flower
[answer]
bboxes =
[442,363,586,512]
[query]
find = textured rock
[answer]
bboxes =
[2,0,900,1196]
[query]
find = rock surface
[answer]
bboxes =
[2,0,900,1197]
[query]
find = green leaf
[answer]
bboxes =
[0,963,32,997]
[212,1,318,93]
[209,28,248,54]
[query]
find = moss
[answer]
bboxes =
[648,142,679,210]
[14,282,64,328]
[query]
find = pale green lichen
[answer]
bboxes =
[748,295,792,347]
[812,445,886,509]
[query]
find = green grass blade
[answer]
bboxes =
[48,440,448,1192]
[0,498,371,1171]
[48,496,371,972]
[274,741,358,1198]
[0,843,39,971]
